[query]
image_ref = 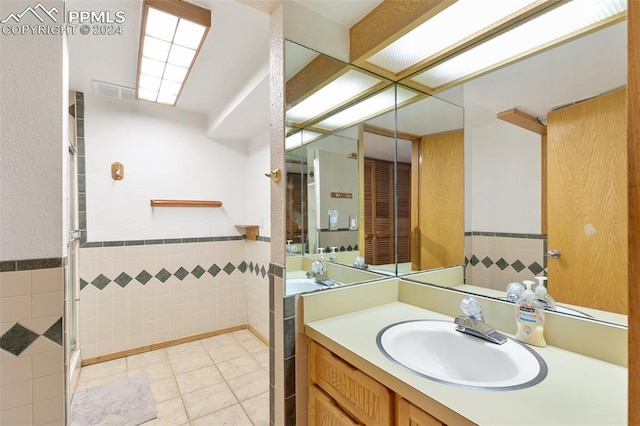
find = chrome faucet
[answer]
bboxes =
[454,296,507,345]
[305,249,339,288]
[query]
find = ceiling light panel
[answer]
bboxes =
[285,130,325,150]
[286,69,387,125]
[136,0,210,106]
[366,0,539,74]
[312,85,421,132]
[410,0,627,90]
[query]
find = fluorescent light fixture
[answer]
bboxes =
[409,0,627,91]
[286,69,388,125]
[286,130,325,150]
[312,86,421,132]
[366,0,539,75]
[137,0,211,106]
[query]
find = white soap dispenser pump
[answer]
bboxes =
[515,280,546,347]
[534,276,556,310]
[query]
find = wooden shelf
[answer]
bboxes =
[150,199,223,207]
[236,225,259,241]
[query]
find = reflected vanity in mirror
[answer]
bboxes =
[283,12,628,327]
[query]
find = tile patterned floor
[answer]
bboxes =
[74,330,270,425]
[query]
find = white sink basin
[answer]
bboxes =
[285,278,326,296]
[377,320,547,390]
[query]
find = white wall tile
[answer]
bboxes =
[32,395,63,425]
[1,404,32,425]
[20,337,60,357]
[31,292,62,318]
[0,380,31,410]
[30,269,63,295]
[0,295,31,322]
[0,356,31,385]
[32,350,63,379]
[0,271,31,297]
[32,373,62,402]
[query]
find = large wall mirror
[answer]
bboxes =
[283,3,628,327]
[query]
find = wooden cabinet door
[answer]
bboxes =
[547,88,627,314]
[396,397,445,426]
[310,385,361,426]
[309,341,393,426]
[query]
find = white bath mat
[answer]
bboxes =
[70,373,157,426]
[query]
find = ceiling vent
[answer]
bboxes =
[92,80,137,102]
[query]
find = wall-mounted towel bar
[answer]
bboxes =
[150,199,223,207]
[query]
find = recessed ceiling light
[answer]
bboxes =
[136,0,211,106]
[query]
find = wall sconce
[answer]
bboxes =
[111,162,124,180]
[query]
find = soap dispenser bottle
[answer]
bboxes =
[534,276,556,310]
[515,280,546,347]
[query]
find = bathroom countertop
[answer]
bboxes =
[305,301,627,425]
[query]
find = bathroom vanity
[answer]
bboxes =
[301,279,627,425]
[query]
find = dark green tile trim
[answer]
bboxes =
[270,264,284,278]
[285,395,296,426]
[103,241,125,247]
[81,236,268,248]
[284,295,295,319]
[3,258,64,271]
[283,317,295,359]
[0,261,16,272]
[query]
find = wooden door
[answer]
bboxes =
[364,159,394,265]
[363,158,412,266]
[416,130,464,270]
[547,88,627,314]
[396,163,412,264]
[286,172,307,243]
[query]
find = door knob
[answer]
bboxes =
[546,250,561,259]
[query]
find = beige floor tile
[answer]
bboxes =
[128,362,173,382]
[207,342,249,364]
[150,376,180,404]
[149,396,189,425]
[231,329,256,342]
[166,340,206,359]
[127,349,168,371]
[201,333,237,350]
[241,391,270,426]
[191,403,253,426]
[77,332,270,426]
[240,337,268,354]
[217,355,262,381]
[169,350,214,375]
[175,365,224,395]
[77,358,126,382]
[252,349,269,370]
[183,381,238,421]
[227,369,269,402]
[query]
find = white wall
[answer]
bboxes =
[246,132,272,237]
[84,94,265,241]
[467,119,541,234]
[0,18,65,260]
